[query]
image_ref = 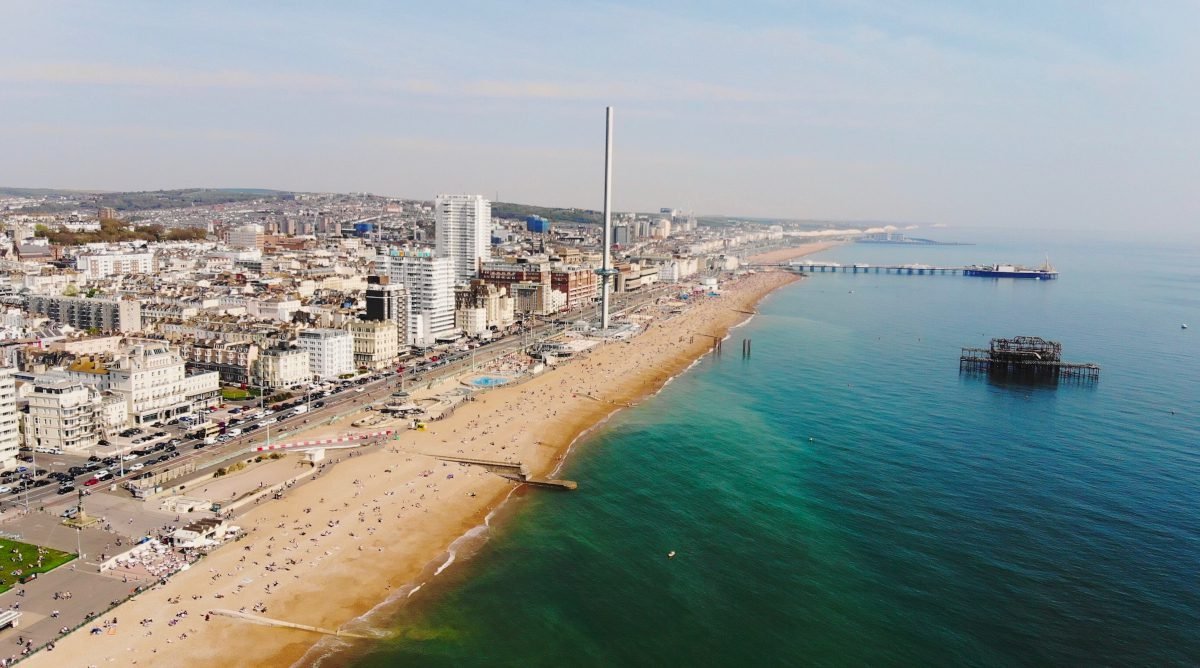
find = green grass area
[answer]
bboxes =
[0,538,75,592]
[220,387,251,400]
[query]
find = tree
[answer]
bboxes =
[62,284,79,297]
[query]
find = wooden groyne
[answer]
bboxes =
[208,608,374,639]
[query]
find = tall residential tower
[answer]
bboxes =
[435,194,492,284]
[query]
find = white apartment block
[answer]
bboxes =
[349,320,400,370]
[254,347,311,389]
[375,249,456,346]
[298,329,354,380]
[106,342,221,425]
[0,368,19,471]
[435,194,492,284]
[22,377,101,453]
[76,251,155,280]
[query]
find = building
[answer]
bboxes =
[181,341,258,386]
[25,294,142,333]
[526,215,550,234]
[228,223,265,250]
[364,276,409,341]
[374,249,456,346]
[98,207,118,220]
[612,224,631,246]
[253,347,310,389]
[511,281,556,315]
[22,377,101,453]
[0,368,19,471]
[550,266,599,310]
[435,194,492,284]
[76,251,155,280]
[349,320,400,370]
[479,259,550,298]
[106,342,221,425]
[298,328,354,380]
[454,280,515,334]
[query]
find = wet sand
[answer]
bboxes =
[26,269,804,668]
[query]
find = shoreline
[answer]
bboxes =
[25,266,808,668]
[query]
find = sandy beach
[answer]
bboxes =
[748,240,839,264]
[25,268,804,668]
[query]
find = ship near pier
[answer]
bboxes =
[963,258,1058,279]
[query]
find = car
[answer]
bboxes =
[128,463,144,471]
[33,479,50,488]
[193,443,206,449]
[168,451,181,459]
[166,445,177,452]
[313,401,325,408]
[0,486,10,494]
[84,463,101,472]
[35,468,47,476]
[98,439,110,446]
[57,485,75,495]
[130,428,144,435]
[97,472,113,482]
[83,478,100,486]
[122,454,138,461]
[168,439,182,446]
[154,431,167,438]
[155,455,170,463]
[229,407,242,414]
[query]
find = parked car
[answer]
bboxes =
[0,486,11,494]
[57,485,75,495]
[128,463,145,471]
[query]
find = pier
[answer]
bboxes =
[432,455,578,490]
[960,336,1099,382]
[778,261,965,275]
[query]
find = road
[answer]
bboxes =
[1,283,677,512]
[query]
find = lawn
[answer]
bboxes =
[220,387,251,400]
[0,538,75,592]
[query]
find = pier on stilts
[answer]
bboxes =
[959,336,1099,382]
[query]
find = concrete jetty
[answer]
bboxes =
[208,608,374,639]
[432,455,578,490]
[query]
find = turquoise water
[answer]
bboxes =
[469,376,511,388]
[338,235,1199,667]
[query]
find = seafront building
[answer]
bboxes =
[374,249,456,346]
[0,367,19,470]
[364,277,410,338]
[349,319,399,370]
[253,346,310,389]
[298,328,354,380]
[435,194,492,284]
[22,376,102,453]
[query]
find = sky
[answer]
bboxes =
[1,0,1198,239]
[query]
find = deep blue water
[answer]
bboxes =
[340,235,1199,667]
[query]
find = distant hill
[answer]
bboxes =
[2,187,294,214]
[492,202,602,225]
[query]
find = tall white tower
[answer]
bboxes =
[597,107,617,332]
[435,194,492,284]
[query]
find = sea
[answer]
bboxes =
[320,230,1199,667]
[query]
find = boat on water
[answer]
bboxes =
[964,258,1058,280]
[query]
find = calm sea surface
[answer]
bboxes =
[331,233,1199,667]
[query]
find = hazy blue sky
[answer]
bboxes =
[1,1,1197,236]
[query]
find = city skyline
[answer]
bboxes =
[1,2,1198,240]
